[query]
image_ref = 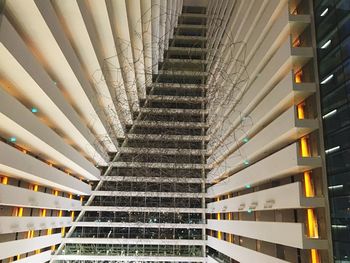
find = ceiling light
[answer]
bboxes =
[328,184,343,190]
[320,74,333,84]
[321,39,331,49]
[320,8,328,16]
[322,109,337,119]
[31,107,38,113]
[325,145,340,154]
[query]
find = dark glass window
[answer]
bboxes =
[314,0,350,261]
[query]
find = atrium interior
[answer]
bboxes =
[0,0,349,263]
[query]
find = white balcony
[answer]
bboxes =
[207,219,328,249]
[0,233,61,260]
[207,182,324,213]
[0,184,81,210]
[207,236,289,263]
[0,216,71,234]
[207,143,321,197]
[0,141,91,195]
[208,106,318,182]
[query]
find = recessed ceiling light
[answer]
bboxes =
[320,8,328,16]
[31,107,38,113]
[321,39,331,49]
[325,145,340,154]
[322,109,337,119]
[321,74,333,84]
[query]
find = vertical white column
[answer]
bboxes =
[151,0,160,74]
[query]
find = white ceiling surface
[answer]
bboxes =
[2,0,183,165]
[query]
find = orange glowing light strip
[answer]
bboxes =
[40,209,46,217]
[1,176,8,184]
[295,70,303,83]
[301,137,310,157]
[307,208,319,238]
[18,207,23,217]
[27,230,34,238]
[311,249,320,263]
[61,226,66,237]
[297,103,305,120]
[297,118,320,263]
[304,171,315,197]
[216,197,222,240]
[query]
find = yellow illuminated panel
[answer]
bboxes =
[307,209,319,238]
[33,184,38,192]
[297,103,305,119]
[40,209,47,217]
[1,176,8,184]
[71,211,75,220]
[293,38,301,47]
[17,207,23,217]
[304,171,315,197]
[311,249,320,263]
[216,197,222,240]
[61,227,66,237]
[301,137,310,157]
[300,132,320,262]
[27,230,34,238]
[295,70,303,83]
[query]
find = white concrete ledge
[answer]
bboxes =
[102,176,202,184]
[209,37,314,153]
[52,255,206,262]
[207,236,289,263]
[207,182,324,213]
[0,233,61,260]
[92,191,205,198]
[73,222,205,229]
[64,238,205,246]
[207,143,321,197]
[133,120,207,129]
[207,219,328,249]
[16,250,52,263]
[140,108,207,115]
[208,106,318,182]
[207,256,220,263]
[119,147,205,156]
[0,141,91,195]
[126,134,207,142]
[0,15,107,166]
[0,86,100,181]
[82,206,204,213]
[209,72,315,159]
[0,216,72,234]
[113,162,204,170]
[0,184,82,210]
